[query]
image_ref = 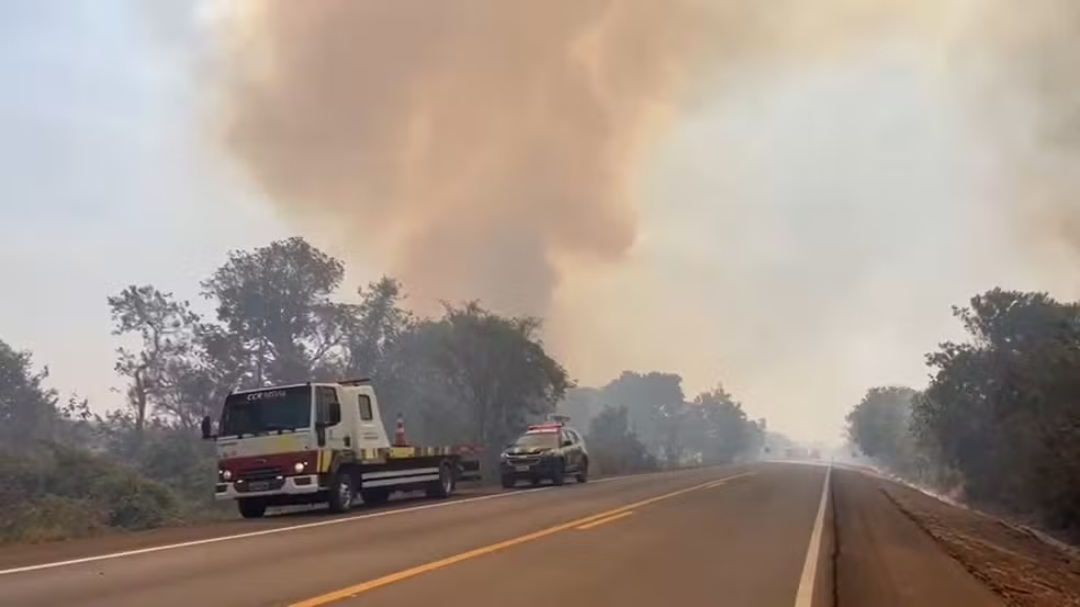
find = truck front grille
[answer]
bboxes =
[239,466,282,482]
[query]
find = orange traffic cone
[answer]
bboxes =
[394,413,407,447]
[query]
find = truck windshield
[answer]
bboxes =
[513,433,559,449]
[219,386,312,437]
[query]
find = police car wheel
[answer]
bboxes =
[576,459,589,483]
[551,460,566,486]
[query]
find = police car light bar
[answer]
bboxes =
[526,414,570,433]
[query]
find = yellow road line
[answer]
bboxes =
[288,471,755,607]
[576,511,634,530]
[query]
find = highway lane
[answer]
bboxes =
[304,464,827,607]
[0,463,1012,606]
[0,466,765,607]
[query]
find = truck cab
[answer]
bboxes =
[201,379,480,518]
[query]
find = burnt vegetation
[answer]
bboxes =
[0,237,766,544]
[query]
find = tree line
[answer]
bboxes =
[559,372,767,474]
[846,288,1080,541]
[0,236,767,543]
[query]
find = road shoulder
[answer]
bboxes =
[832,468,1005,606]
[877,478,1080,607]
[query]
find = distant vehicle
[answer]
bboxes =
[200,379,481,519]
[499,418,589,488]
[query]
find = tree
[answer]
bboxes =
[107,285,201,450]
[422,302,570,449]
[344,276,414,380]
[845,386,919,475]
[597,371,686,461]
[915,288,1080,534]
[684,386,758,464]
[0,339,58,450]
[586,405,657,475]
[200,236,353,385]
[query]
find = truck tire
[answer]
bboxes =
[576,458,589,483]
[360,487,390,505]
[426,460,456,499]
[551,459,566,486]
[237,498,267,519]
[500,474,516,489]
[327,470,355,513]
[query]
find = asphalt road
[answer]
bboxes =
[0,463,1007,606]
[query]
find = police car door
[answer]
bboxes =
[560,429,579,470]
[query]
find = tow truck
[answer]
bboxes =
[200,378,481,519]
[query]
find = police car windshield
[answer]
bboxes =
[219,386,312,436]
[513,432,559,449]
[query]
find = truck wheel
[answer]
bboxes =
[360,487,390,505]
[237,498,267,519]
[576,458,589,483]
[500,474,516,489]
[328,471,355,513]
[551,460,566,486]
[426,460,456,499]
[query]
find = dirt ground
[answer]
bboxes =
[875,477,1080,606]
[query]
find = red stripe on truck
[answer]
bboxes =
[219,450,318,475]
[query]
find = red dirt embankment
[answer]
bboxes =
[875,477,1080,606]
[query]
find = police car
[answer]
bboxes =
[499,416,589,488]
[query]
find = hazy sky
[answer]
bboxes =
[0,1,1069,444]
[0,0,290,409]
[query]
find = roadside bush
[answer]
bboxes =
[0,443,183,544]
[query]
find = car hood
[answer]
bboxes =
[505,446,554,456]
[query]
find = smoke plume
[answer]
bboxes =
[212,0,936,316]
[216,1,708,315]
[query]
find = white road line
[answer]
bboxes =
[0,488,553,577]
[793,465,832,607]
[0,470,664,577]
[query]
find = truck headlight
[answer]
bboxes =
[293,461,306,474]
[221,469,232,481]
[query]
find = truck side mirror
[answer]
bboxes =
[200,415,214,440]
